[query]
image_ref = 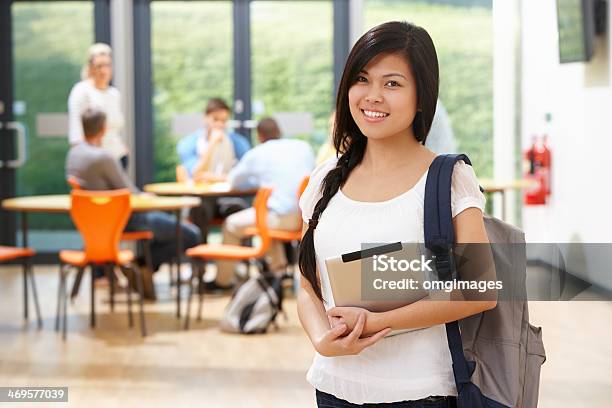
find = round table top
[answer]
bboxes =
[2,194,201,213]
[144,181,258,197]
[479,178,538,193]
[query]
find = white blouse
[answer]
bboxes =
[68,80,127,160]
[298,157,486,404]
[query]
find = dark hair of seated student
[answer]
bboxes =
[82,108,107,139]
[256,117,282,143]
[205,97,231,115]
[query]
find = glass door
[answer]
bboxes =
[151,1,234,183]
[0,1,98,255]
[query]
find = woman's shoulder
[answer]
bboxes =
[450,159,486,217]
[105,85,121,97]
[298,157,338,223]
[308,156,338,193]
[452,159,480,186]
[69,80,91,97]
[313,156,338,178]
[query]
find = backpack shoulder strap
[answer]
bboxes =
[424,153,472,280]
[424,153,476,389]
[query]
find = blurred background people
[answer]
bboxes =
[176,98,251,243]
[424,100,457,154]
[210,117,315,291]
[176,98,250,182]
[316,110,338,165]
[66,108,201,299]
[68,43,129,170]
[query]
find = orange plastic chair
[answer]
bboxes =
[66,175,81,190]
[183,187,272,329]
[242,176,309,282]
[57,189,146,339]
[66,176,155,271]
[242,176,309,241]
[0,246,42,328]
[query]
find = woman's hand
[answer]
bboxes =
[327,306,380,337]
[314,313,390,357]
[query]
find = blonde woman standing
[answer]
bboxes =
[68,43,129,169]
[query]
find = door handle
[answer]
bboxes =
[0,121,27,168]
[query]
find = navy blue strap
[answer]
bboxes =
[424,154,475,388]
[424,154,472,280]
[424,154,472,251]
[446,321,472,385]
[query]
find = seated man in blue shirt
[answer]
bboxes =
[210,117,315,291]
[176,98,251,242]
[176,98,250,181]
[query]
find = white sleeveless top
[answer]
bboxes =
[298,157,486,404]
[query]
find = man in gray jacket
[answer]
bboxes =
[66,108,201,299]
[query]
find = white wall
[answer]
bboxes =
[521,0,612,289]
[493,0,520,224]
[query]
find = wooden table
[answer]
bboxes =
[479,179,538,220]
[2,194,201,318]
[144,181,258,197]
[2,194,201,214]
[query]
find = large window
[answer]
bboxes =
[151,1,234,182]
[251,1,334,148]
[365,0,494,176]
[13,1,94,250]
[150,1,335,183]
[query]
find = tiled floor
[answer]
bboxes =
[0,264,610,407]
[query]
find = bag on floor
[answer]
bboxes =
[424,154,546,408]
[220,274,283,334]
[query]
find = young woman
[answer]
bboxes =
[68,43,129,169]
[297,21,495,407]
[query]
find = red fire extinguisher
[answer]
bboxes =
[524,114,552,205]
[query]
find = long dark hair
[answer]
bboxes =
[299,21,440,301]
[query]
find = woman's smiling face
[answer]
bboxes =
[348,52,418,141]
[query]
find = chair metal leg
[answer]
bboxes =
[90,265,96,328]
[183,259,197,330]
[175,209,183,319]
[197,262,205,322]
[62,266,68,341]
[71,267,86,300]
[55,263,65,332]
[131,264,147,337]
[26,260,42,329]
[22,258,28,320]
[176,257,182,319]
[107,263,115,312]
[121,265,134,328]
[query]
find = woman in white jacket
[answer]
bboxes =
[68,43,129,169]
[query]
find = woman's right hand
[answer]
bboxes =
[314,313,391,357]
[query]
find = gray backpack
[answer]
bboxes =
[424,154,546,408]
[220,275,283,334]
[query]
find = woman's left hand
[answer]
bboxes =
[327,307,377,337]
